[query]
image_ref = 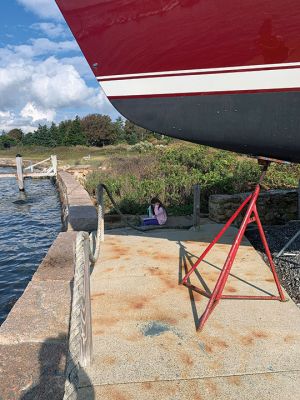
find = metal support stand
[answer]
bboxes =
[182,160,286,331]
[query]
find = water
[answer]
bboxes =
[0,168,62,325]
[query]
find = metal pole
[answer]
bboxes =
[16,154,24,191]
[276,229,300,258]
[193,184,201,227]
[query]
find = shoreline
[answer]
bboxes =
[0,171,98,398]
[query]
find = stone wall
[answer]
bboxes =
[209,189,298,225]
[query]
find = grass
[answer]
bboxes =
[0,144,133,168]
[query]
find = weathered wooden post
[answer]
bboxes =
[98,185,105,242]
[80,235,92,367]
[16,154,24,191]
[51,155,58,176]
[193,184,201,227]
[298,179,300,220]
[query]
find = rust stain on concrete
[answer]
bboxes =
[284,334,297,343]
[252,330,268,339]
[91,292,106,300]
[204,379,219,395]
[180,352,194,366]
[141,382,152,390]
[226,286,237,293]
[94,316,119,328]
[127,295,148,310]
[103,267,114,273]
[102,355,117,365]
[228,375,242,386]
[110,388,130,400]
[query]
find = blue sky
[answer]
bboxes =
[0,0,119,133]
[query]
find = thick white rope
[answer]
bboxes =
[63,186,104,400]
[63,232,89,400]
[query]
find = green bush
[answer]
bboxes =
[84,144,300,215]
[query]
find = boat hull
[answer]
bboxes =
[55,0,300,162]
[111,91,300,162]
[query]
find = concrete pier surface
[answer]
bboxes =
[79,224,300,399]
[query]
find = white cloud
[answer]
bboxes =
[30,22,68,39]
[17,0,63,21]
[21,102,56,122]
[0,38,79,63]
[0,27,119,132]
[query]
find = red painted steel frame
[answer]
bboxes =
[182,183,286,331]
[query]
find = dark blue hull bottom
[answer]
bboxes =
[112,91,300,163]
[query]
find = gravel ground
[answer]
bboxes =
[246,222,300,306]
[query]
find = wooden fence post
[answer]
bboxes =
[80,236,92,367]
[51,155,58,176]
[16,154,24,191]
[298,179,300,220]
[193,184,201,227]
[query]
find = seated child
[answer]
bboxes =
[142,197,167,226]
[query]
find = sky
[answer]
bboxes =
[0,0,120,133]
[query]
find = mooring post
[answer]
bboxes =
[298,179,300,220]
[81,235,93,367]
[193,184,201,227]
[51,155,58,176]
[16,154,24,191]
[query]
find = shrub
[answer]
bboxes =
[84,144,300,215]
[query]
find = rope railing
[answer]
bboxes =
[63,183,172,399]
[63,184,104,400]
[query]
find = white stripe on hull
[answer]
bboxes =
[97,62,300,80]
[99,67,300,97]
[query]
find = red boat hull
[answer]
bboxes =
[56,0,300,162]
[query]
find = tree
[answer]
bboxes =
[81,114,114,146]
[64,116,86,146]
[7,128,23,142]
[123,120,155,144]
[33,124,56,147]
[0,134,16,149]
[112,117,125,143]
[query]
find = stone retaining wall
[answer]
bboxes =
[57,171,97,232]
[0,171,98,398]
[209,189,298,225]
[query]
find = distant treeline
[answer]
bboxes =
[0,114,164,149]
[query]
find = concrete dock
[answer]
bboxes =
[78,223,300,399]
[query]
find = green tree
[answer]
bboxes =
[57,120,73,145]
[7,128,23,142]
[65,116,86,146]
[33,124,56,147]
[22,131,35,146]
[81,114,114,146]
[112,116,125,143]
[0,134,16,149]
[48,122,60,146]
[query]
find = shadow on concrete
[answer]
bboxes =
[20,333,94,400]
[104,223,250,246]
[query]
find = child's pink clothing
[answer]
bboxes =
[154,204,167,225]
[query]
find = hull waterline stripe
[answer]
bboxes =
[99,68,300,98]
[108,87,300,100]
[96,62,300,81]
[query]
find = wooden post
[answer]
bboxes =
[298,179,300,220]
[98,185,105,242]
[193,184,201,227]
[16,154,24,191]
[80,236,92,367]
[51,155,57,176]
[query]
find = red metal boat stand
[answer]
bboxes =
[182,159,286,331]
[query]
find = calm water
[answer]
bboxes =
[0,168,62,325]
